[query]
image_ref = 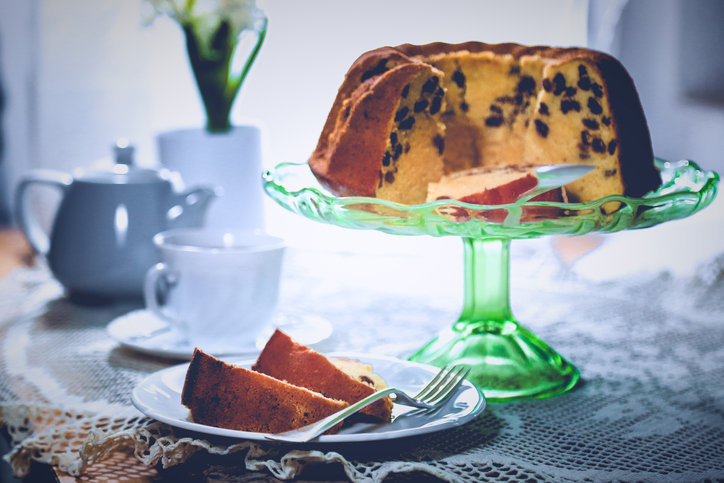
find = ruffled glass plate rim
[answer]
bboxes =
[262,158,719,239]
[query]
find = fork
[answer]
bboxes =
[264,364,470,443]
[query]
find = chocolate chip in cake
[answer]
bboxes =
[486,116,504,127]
[602,116,611,126]
[583,118,600,130]
[578,76,591,91]
[414,99,428,113]
[588,97,603,115]
[490,104,503,114]
[385,171,395,184]
[360,59,389,82]
[565,87,577,97]
[433,134,445,154]
[460,101,469,112]
[422,76,439,94]
[517,76,536,95]
[539,103,550,115]
[608,139,618,155]
[452,70,466,88]
[509,65,521,75]
[592,138,606,153]
[604,168,618,177]
[561,99,581,114]
[394,107,409,122]
[581,131,591,145]
[553,73,566,95]
[430,95,442,115]
[394,142,403,160]
[398,116,415,130]
[404,142,411,153]
[542,78,553,92]
[535,119,549,138]
[578,64,588,76]
[401,84,410,98]
[390,132,398,146]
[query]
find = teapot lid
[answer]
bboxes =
[80,140,171,185]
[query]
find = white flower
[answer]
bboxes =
[143,0,267,131]
[144,0,266,41]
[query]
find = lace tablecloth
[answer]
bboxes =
[1,234,723,482]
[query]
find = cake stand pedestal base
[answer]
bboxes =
[409,237,580,403]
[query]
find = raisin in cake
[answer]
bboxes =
[309,41,661,206]
[181,349,349,434]
[252,329,393,422]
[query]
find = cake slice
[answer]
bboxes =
[181,348,349,434]
[309,57,447,205]
[427,165,565,222]
[252,329,393,422]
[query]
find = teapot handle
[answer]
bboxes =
[14,170,73,256]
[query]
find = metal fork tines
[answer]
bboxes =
[265,364,470,443]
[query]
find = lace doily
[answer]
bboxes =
[1,241,723,482]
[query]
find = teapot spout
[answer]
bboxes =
[169,185,221,229]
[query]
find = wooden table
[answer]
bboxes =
[0,230,34,279]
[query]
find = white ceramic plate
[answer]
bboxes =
[107,309,333,360]
[131,353,486,443]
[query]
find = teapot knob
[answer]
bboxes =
[114,139,135,165]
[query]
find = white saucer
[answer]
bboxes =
[107,309,333,360]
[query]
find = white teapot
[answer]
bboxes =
[15,142,218,304]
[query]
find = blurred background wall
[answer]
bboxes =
[0,0,721,258]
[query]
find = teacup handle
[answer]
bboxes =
[144,263,181,330]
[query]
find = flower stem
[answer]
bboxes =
[183,18,267,133]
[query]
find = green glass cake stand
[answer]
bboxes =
[262,159,719,402]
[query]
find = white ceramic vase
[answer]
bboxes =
[157,125,266,232]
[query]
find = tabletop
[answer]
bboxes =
[1,204,723,483]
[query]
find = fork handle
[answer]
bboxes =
[265,387,398,443]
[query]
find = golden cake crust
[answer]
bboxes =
[181,349,348,434]
[309,41,660,207]
[252,330,393,422]
[310,60,443,202]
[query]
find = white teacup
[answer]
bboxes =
[143,229,286,352]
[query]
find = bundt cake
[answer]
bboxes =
[309,41,661,206]
[252,329,393,422]
[181,348,349,434]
